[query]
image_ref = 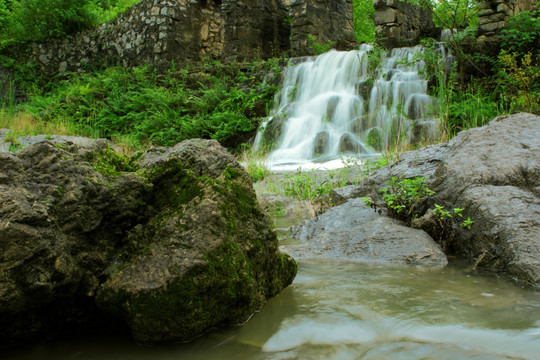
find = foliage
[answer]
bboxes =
[245,161,269,183]
[2,60,281,150]
[367,44,385,75]
[497,51,540,114]
[406,0,478,29]
[0,0,141,46]
[434,204,473,230]
[1,0,96,43]
[439,80,506,137]
[306,34,335,56]
[281,168,348,201]
[499,9,540,56]
[377,176,434,225]
[353,0,375,44]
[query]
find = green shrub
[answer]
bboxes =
[10,60,280,150]
[377,176,434,225]
[1,0,96,43]
[307,34,335,55]
[0,0,141,46]
[245,161,269,183]
[500,9,540,56]
[353,0,375,44]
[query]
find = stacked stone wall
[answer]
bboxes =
[18,0,358,75]
[289,0,355,56]
[374,0,440,49]
[476,0,538,55]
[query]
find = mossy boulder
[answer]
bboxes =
[0,138,296,347]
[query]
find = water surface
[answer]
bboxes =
[6,260,540,360]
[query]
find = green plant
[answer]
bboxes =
[245,161,269,183]
[1,0,97,43]
[431,203,473,247]
[280,168,348,201]
[307,34,335,56]
[353,0,375,44]
[379,176,434,224]
[497,51,540,114]
[0,0,141,45]
[6,58,281,151]
[500,9,540,56]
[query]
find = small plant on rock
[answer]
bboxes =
[378,176,434,225]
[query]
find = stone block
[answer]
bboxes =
[374,8,397,25]
[478,9,495,16]
[497,3,512,15]
[480,20,505,32]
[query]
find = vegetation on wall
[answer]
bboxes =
[0,0,141,47]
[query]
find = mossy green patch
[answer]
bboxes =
[145,157,207,210]
[89,145,142,179]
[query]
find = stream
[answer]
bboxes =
[6,258,540,360]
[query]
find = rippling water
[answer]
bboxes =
[7,259,540,360]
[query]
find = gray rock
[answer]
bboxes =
[430,113,540,285]
[283,198,447,266]
[337,112,540,286]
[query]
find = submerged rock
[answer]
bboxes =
[0,138,296,347]
[284,198,447,266]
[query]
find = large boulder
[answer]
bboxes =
[0,138,297,348]
[332,113,540,286]
[429,113,540,285]
[283,198,447,266]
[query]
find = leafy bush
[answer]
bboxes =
[353,0,375,44]
[281,168,348,201]
[10,60,280,150]
[500,9,540,56]
[0,0,141,46]
[377,176,434,225]
[497,51,540,114]
[245,161,269,183]
[306,34,335,55]
[1,0,96,43]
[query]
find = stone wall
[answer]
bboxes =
[289,0,355,56]
[31,0,179,73]
[222,0,290,60]
[374,0,440,49]
[20,0,355,76]
[476,0,538,55]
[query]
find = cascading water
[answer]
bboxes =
[255,44,447,170]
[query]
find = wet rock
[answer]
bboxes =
[334,112,540,286]
[314,131,329,157]
[261,115,288,150]
[338,133,366,154]
[0,138,296,347]
[430,113,540,285]
[283,198,447,266]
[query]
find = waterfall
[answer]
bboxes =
[255,44,446,170]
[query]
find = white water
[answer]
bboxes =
[256,44,445,170]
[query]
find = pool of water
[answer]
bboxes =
[6,259,540,360]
